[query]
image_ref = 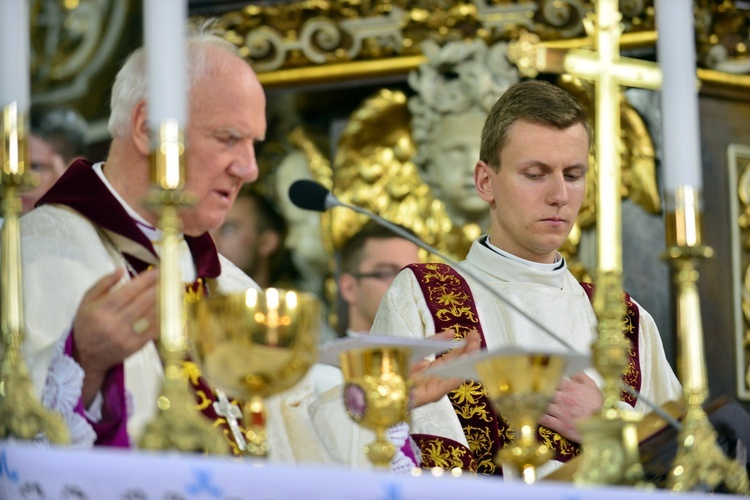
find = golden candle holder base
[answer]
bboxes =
[668,388,749,493]
[188,288,321,458]
[0,345,69,444]
[138,364,228,454]
[339,346,411,469]
[475,353,569,484]
[0,104,69,444]
[574,410,645,486]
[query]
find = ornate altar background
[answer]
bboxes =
[29,0,750,413]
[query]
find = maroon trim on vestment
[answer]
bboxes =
[407,263,504,475]
[64,333,129,448]
[411,434,477,471]
[37,159,221,279]
[579,282,642,406]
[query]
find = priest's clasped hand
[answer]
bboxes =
[72,267,160,406]
[538,371,604,443]
[410,329,482,408]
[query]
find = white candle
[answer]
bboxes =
[0,0,30,112]
[143,0,187,128]
[655,0,703,191]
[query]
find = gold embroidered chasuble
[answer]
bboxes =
[406,262,642,474]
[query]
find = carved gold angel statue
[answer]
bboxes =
[328,39,662,276]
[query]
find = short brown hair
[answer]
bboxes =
[479,80,590,170]
[339,221,416,274]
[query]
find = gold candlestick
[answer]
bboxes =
[138,120,227,454]
[665,185,748,493]
[0,103,69,443]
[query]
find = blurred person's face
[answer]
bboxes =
[340,237,420,333]
[179,48,266,236]
[22,134,68,214]
[211,196,262,275]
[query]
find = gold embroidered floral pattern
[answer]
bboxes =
[538,426,579,458]
[450,382,492,422]
[464,425,499,474]
[409,263,504,475]
[182,360,203,386]
[419,438,474,470]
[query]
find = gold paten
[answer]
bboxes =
[187,288,321,457]
[138,120,227,454]
[0,103,69,444]
[339,346,411,468]
[474,354,567,484]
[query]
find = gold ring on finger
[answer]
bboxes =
[132,317,150,336]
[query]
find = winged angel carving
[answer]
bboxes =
[326,39,661,278]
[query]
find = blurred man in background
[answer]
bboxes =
[24,105,88,214]
[211,186,301,289]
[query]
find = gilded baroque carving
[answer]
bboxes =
[729,143,750,400]
[212,1,656,73]
[697,0,750,74]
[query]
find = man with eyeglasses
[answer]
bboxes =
[311,222,420,394]
[338,222,420,335]
[309,221,480,472]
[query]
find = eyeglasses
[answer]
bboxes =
[351,268,401,282]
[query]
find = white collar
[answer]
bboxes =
[485,235,563,272]
[462,236,568,289]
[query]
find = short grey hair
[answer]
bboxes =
[107,21,240,137]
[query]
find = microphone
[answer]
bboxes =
[288,179,682,430]
[288,179,339,212]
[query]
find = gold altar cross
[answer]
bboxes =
[507,0,663,486]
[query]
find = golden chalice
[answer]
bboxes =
[475,354,567,484]
[187,287,321,457]
[339,346,411,469]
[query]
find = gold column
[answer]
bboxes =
[665,186,748,493]
[0,103,69,443]
[137,120,227,453]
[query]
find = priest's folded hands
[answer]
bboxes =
[410,329,483,408]
[538,371,604,443]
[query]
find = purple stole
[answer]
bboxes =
[37,160,245,452]
[407,263,642,475]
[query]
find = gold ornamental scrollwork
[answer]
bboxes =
[210,1,656,75]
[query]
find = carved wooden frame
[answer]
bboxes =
[728,143,750,400]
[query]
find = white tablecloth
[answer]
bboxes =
[0,441,732,499]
